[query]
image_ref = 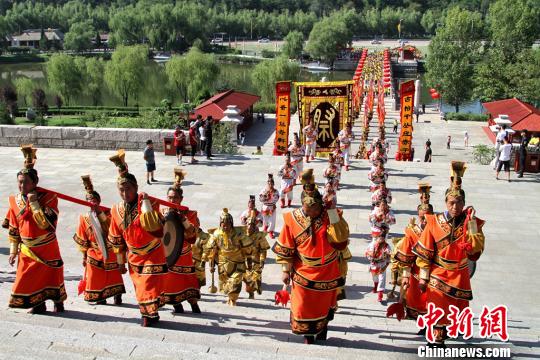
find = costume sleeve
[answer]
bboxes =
[272,213,296,270]
[98,211,111,236]
[140,199,164,237]
[413,216,436,280]
[467,218,485,261]
[73,215,90,253]
[202,231,217,263]
[108,207,127,264]
[327,209,349,251]
[5,203,21,255]
[394,231,416,277]
[31,192,59,230]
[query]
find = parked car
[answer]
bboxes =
[210,38,223,44]
[370,39,381,45]
[257,38,270,43]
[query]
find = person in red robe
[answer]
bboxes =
[108,150,166,327]
[273,169,349,344]
[160,168,201,314]
[3,145,66,314]
[73,175,125,305]
[413,162,485,345]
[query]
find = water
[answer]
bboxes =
[0,61,482,112]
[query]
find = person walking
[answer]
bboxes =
[173,125,186,165]
[199,120,206,156]
[392,119,398,134]
[446,135,451,149]
[494,125,508,170]
[143,140,156,185]
[204,117,213,160]
[518,130,529,178]
[424,140,432,162]
[464,131,469,148]
[496,136,512,182]
[188,121,199,164]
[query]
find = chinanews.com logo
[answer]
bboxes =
[416,304,511,358]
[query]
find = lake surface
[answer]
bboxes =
[0,61,482,112]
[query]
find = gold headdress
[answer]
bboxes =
[109,149,136,185]
[174,167,187,189]
[446,161,466,200]
[81,175,101,201]
[21,144,37,169]
[220,208,233,225]
[300,169,322,206]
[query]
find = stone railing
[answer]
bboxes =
[0,125,175,151]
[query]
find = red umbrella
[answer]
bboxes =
[384,83,391,88]
[431,92,440,99]
[429,88,437,93]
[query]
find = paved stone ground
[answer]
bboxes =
[0,101,538,359]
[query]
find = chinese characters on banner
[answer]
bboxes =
[273,81,291,155]
[296,81,354,155]
[417,303,509,343]
[396,80,415,161]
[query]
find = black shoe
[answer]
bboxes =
[147,180,151,185]
[304,335,315,344]
[173,304,184,313]
[53,302,65,313]
[141,316,159,327]
[190,302,201,314]
[517,174,523,178]
[417,328,426,336]
[96,300,107,305]
[29,302,47,314]
[151,178,157,182]
[206,157,212,160]
[114,295,122,306]
[316,328,328,341]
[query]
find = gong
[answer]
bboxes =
[162,210,185,267]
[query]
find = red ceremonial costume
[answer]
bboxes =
[4,190,67,308]
[74,211,125,302]
[109,197,166,319]
[161,207,201,305]
[273,207,349,336]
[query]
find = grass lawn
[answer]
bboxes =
[15,116,86,127]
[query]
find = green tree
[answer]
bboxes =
[46,53,82,105]
[105,45,149,106]
[473,0,540,103]
[305,11,354,66]
[426,7,483,112]
[14,77,35,106]
[251,55,300,103]
[165,47,220,104]
[282,30,304,59]
[39,28,49,51]
[64,21,95,53]
[84,57,105,106]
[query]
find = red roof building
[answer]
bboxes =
[193,90,260,130]
[483,98,540,134]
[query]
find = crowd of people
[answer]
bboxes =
[3,107,487,347]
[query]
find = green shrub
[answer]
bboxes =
[212,122,239,154]
[261,49,278,58]
[0,102,14,124]
[473,144,496,165]
[445,112,488,121]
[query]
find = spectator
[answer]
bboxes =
[252,146,263,155]
[189,121,199,164]
[204,116,213,160]
[199,120,206,156]
[195,114,203,152]
[518,129,529,178]
[239,130,246,145]
[494,125,508,170]
[415,108,420,123]
[173,125,186,165]
[496,136,512,182]
[143,139,156,185]
[464,131,469,147]
[392,119,398,133]
[424,140,432,162]
[422,103,426,114]
[447,135,451,149]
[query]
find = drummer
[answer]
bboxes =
[161,167,202,314]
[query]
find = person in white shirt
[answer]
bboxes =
[494,125,508,169]
[496,136,512,182]
[198,124,206,156]
[464,131,469,147]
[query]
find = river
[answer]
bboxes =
[0,61,482,112]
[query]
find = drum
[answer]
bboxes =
[162,210,185,267]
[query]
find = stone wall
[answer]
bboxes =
[0,125,175,151]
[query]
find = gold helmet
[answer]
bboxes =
[446,161,466,201]
[220,208,234,226]
[81,175,101,201]
[109,149,137,185]
[18,144,38,183]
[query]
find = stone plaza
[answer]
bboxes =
[0,103,538,359]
